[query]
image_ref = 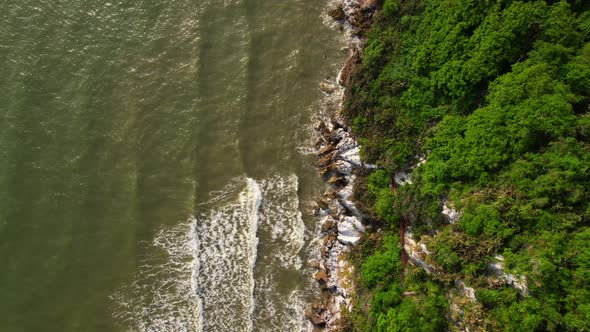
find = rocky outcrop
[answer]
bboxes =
[404,230,437,275]
[442,200,461,224]
[488,255,529,297]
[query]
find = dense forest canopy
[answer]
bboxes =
[344,0,590,330]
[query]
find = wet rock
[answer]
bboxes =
[315,269,329,284]
[320,81,337,94]
[328,3,346,21]
[325,189,337,200]
[329,128,347,143]
[327,174,345,186]
[318,153,335,167]
[318,145,333,156]
[322,216,336,233]
[320,164,337,177]
[308,260,321,269]
[323,233,337,247]
[338,48,361,86]
[314,138,324,150]
[320,245,328,258]
[309,1,378,329]
[306,301,328,327]
[314,120,326,131]
[316,199,330,210]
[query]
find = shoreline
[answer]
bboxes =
[306,1,377,330]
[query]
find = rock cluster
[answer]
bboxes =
[305,1,377,330]
[306,113,366,329]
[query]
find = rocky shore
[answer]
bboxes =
[305,1,376,330]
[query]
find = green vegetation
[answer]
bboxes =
[344,0,590,330]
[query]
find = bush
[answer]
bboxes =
[361,236,402,288]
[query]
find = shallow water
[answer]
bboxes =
[0,0,346,330]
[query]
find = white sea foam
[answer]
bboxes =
[110,219,200,332]
[251,174,314,332]
[194,177,261,332]
[112,174,314,331]
[258,174,305,269]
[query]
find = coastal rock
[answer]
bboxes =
[316,199,330,210]
[318,145,333,156]
[337,216,365,245]
[323,233,337,247]
[327,174,345,186]
[305,301,328,327]
[315,269,329,284]
[308,260,321,269]
[319,153,335,167]
[322,216,336,233]
[324,189,337,200]
[314,120,326,131]
[308,1,377,329]
[328,3,346,21]
[320,163,338,177]
[329,128,347,145]
[360,0,377,9]
[320,81,337,94]
[338,47,361,87]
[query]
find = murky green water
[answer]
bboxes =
[0,1,346,330]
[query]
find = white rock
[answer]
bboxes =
[337,177,362,217]
[335,160,355,175]
[455,279,477,302]
[394,171,412,186]
[337,216,365,245]
[404,235,437,274]
[442,202,461,224]
[489,255,529,296]
[339,145,361,162]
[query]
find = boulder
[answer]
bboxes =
[394,171,412,186]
